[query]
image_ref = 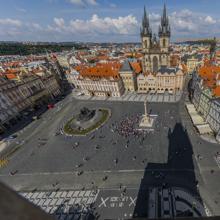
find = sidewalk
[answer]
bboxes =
[200,134,218,144]
[72,91,182,103]
[0,141,7,154]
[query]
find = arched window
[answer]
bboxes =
[163,39,166,47]
[153,56,158,72]
[145,40,147,48]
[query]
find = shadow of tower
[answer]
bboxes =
[133,123,204,218]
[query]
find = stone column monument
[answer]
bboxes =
[139,101,155,128]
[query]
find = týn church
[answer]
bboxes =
[120,4,186,94]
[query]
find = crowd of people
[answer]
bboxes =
[111,114,147,138]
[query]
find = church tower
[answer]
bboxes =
[141,4,171,73]
[141,6,152,53]
[140,6,152,72]
[159,4,170,62]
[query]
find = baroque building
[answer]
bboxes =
[141,5,171,73]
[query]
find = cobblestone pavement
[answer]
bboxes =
[19,189,99,220]
[73,91,182,103]
[214,154,220,169]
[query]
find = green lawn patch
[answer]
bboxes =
[63,109,110,136]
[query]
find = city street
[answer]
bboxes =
[0,95,219,218]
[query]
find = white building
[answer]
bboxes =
[70,64,125,97]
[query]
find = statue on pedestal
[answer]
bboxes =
[139,101,154,128]
[77,107,95,122]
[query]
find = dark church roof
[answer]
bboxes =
[120,60,133,72]
[158,67,180,74]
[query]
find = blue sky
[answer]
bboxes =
[0,0,220,42]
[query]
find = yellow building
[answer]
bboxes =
[187,56,199,74]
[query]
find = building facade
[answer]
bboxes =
[0,77,19,131]
[187,56,199,74]
[71,64,124,97]
[119,60,137,92]
[197,88,212,119]
[207,98,220,135]
[137,68,184,94]
[77,76,124,97]
[17,73,49,108]
[0,75,27,113]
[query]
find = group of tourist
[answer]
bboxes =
[111,114,146,138]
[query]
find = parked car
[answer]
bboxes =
[32,116,40,120]
[47,104,55,109]
[9,134,18,139]
[77,92,84,96]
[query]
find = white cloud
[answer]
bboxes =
[147,9,220,37]
[1,9,220,42]
[54,17,65,27]
[149,13,160,22]
[0,18,22,27]
[26,23,43,31]
[49,14,138,36]
[69,0,84,6]
[86,0,98,5]
[68,0,98,7]
[110,3,116,8]
[204,15,216,24]
[15,7,27,13]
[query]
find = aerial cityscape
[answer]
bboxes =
[0,0,220,219]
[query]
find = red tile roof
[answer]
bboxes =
[198,61,220,96]
[5,73,17,80]
[213,86,220,97]
[130,62,142,74]
[76,63,121,79]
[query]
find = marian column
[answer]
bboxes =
[139,101,155,129]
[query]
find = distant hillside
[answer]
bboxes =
[175,38,219,45]
[0,43,87,56]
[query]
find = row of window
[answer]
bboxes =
[139,87,176,91]
[81,84,118,92]
[123,76,133,80]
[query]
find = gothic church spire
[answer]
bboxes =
[159,3,171,37]
[141,6,152,37]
